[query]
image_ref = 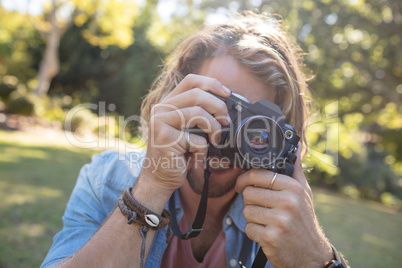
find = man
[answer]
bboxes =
[42,13,348,268]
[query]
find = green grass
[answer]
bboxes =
[0,130,95,268]
[314,189,402,267]
[0,130,401,267]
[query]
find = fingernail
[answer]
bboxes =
[222,86,231,95]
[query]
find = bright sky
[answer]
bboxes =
[2,0,229,25]
[2,0,45,15]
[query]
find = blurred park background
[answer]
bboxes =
[0,0,401,267]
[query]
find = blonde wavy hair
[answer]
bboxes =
[141,12,310,152]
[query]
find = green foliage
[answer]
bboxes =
[94,115,119,138]
[381,192,402,209]
[70,0,139,49]
[31,0,139,50]
[0,82,17,100]
[51,6,167,120]
[0,6,44,84]
[66,108,98,133]
[115,20,166,117]
[146,3,207,53]
[31,95,70,124]
[7,95,36,116]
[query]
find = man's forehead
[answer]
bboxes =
[198,55,275,104]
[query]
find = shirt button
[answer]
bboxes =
[226,216,233,226]
[229,259,237,267]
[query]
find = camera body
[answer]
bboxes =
[191,92,300,176]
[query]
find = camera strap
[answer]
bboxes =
[168,154,210,239]
[167,153,276,267]
[238,236,268,268]
[252,248,268,267]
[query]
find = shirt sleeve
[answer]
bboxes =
[40,150,138,268]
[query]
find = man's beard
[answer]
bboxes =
[186,166,237,198]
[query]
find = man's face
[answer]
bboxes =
[186,55,276,198]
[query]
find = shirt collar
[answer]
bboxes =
[167,190,183,220]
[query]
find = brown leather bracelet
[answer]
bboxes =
[120,187,170,230]
[117,187,172,268]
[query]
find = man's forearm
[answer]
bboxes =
[58,175,173,268]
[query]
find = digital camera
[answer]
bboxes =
[191,92,300,176]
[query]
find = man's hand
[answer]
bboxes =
[140,74,231,194]
[235,144,333,268]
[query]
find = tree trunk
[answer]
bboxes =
[34,2,62,97]
[34,29,61,96]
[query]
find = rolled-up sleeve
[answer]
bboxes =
[41,150,139,267]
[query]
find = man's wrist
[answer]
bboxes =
[131,173,174,214]
[312,240,334,268]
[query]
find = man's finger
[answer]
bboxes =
[165,74,231,99]
[242,186,283,207]
[243,204,276,226]
[235,169,299,193]
[161,88,230,126]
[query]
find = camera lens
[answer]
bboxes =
[235,115,285,168]
[248,131,270,151]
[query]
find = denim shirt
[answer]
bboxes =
[41,150,274,268]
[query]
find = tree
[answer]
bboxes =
[199,0,402,200]
[50,0,209,118]
[0,5,43,85]
[31,0,138,97]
